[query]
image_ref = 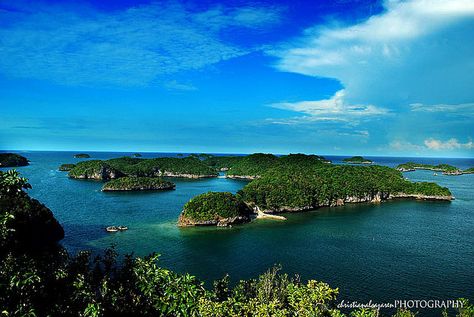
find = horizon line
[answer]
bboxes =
[1,149,473,160]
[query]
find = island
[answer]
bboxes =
[178,192,251,227]
[396,162,462,175]
[74,153,91,158]
[132,153,142,157]
[179,154,453,227]
[68,160,124,180]
[58,163,76,171]
[342,156,373,164]
[67,156,218,180]
[0,153,29,167]
[102,177,175,192]
[224,153,279,179]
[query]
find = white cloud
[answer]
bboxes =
[268,89,388,124]
[424,138,474,150]
[0,1,282,86]
[410,102,474,115]
[389,138,474,152]
[272,0,474,107]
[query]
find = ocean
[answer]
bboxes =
[2,151,473,314]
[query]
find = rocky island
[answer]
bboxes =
[0,153,29,167]
[395,162,468,175]
[343,156,373,164]
[178,192,251,227]
[74,153,91,158]
[102,177,175,192]
[179,154,453,227]
[67,156,218,180]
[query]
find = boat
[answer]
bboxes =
[433,173,438,176]
[117,226,128,231]
[106,226,118,232]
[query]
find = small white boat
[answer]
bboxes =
[106,226,118,232]
[117,226,128,231]
[433,173,438,176]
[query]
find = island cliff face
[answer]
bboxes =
[68,160,123,180]
[102,177,175,191]
[0,153,29,167]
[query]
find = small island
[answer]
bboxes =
[58,163,76,171]
[132,153,142,157]
[343,156,373,164]
[396,162,464,175]
[74,153,91,158]
[0,153,29,167]
[178,192,251,227]
[102,177,175,192]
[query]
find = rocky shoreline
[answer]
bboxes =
[249,191,453,214]
[177,214,250,227]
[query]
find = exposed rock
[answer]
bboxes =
[226,175,260,180]
[178,214,249,227]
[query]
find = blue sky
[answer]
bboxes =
[0,0,473,157]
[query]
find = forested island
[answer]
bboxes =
[73,153,91,158]
[343,156,373,164]
[67,156,217,180]
[396,162,474,175]
[2,169,471,316]
[178,192,251,226]
[102,177,175,192]
[180,154,452,227]
[0,153,29,167]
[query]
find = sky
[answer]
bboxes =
[0,0,473,157]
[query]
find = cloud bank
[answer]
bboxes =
[269,89,388,124]
[0,1,282,86]
[272,0,474,107]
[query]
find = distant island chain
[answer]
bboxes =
[2,152,468,228]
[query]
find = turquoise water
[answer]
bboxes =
[2,151,473,311]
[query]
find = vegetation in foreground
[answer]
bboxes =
[102,177,175,191]
[0,153,29,167]
[1,170,472,316]
[343,156,373,164]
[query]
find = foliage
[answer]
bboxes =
[213,153,330,177]
[238,164,451,211]
[226,153,279,177]
[202,155,245,171]
[182,192,250,221]
[0,153,29,167]
[0,170,63,254]
[59,163,76,171]
[102,177,175,191]
[343,156,373,163]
